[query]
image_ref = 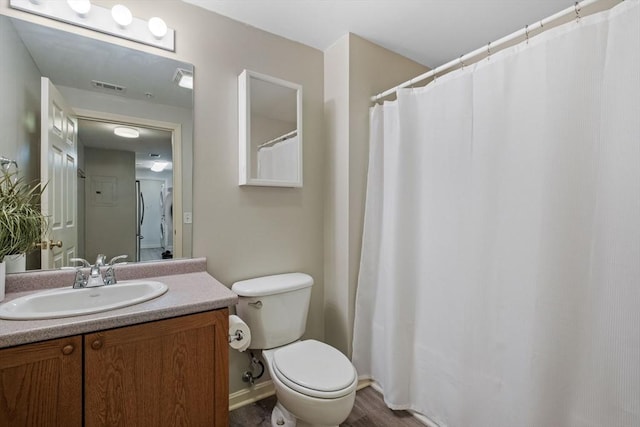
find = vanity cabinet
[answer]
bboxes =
[0,336,82,426]
[0,309,229,427]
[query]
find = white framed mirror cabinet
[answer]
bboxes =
[238,70,302,187]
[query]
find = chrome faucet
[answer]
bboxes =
[86,254,107,287]
[68,254,127,288]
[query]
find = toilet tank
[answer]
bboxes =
[232,273,313,350]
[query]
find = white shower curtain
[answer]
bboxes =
[352,2,639,427]
[257,136,299,181]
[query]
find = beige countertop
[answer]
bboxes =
[0,258,238,349]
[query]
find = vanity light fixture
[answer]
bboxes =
[10,0,175,51]
[173,68,194,90]
[150,161,169,172]
[148,17,168,39]
[111,4,133,28]
[113,126,139,139]
[67,0,91,16]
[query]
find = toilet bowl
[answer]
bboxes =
[232,273,358,427]
[263,340,358,427]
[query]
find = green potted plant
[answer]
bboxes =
[0,170,47,301]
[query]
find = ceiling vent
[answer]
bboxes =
[91,80,127,95]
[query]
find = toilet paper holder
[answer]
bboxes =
[229,329,245,343]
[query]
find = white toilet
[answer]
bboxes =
[232,273,358,427]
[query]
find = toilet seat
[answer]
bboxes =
[272,339,357,399]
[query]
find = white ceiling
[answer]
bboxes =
[183,0,576,68]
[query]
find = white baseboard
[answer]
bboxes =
[229,380,276,411]
[357,377,374,390]
[229,377,373,412]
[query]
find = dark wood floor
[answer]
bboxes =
[229,386,426,426]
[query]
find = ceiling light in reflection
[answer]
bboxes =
[113,126,139,138]
[150,161,169,172]
[173,68,193,90]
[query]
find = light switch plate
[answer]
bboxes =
[183,212,192,224]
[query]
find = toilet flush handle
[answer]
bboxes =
[248,300,263,309]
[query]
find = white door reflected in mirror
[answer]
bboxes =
[238,70,303,187]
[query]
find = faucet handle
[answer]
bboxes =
[95,254,106,267]
[108,255,128,265]
[69,258,91,268]
[103,255,128,285]
[62,266,88,288]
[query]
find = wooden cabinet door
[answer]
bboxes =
[85,310,229,427]
[0,336,82,427]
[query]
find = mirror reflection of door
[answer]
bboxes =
[78,119,172,264]
[40,77,78,269]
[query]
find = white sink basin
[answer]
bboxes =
[0,280,168,320]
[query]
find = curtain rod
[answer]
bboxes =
[371,0,621,102]
[258,129,298,149]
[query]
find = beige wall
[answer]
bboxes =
[324,33,428,356]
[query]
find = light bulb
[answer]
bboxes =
[148,17,167,39]
[67,0,91,16]
[111,4,133,27]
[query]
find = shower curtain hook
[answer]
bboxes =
[574,1,581,22]
[459,54,465,70]
[525,25,530,44]
[487,41,492,60]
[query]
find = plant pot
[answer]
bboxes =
[4,253,26,274]
[0,261,5,302]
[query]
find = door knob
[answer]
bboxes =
[62,344,75,355]
[49,240,63,249]
[91,339,103,350]
[35,241,49,250]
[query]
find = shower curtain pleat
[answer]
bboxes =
[352,2,640,426]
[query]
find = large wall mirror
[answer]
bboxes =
[238,70,302,187]
[0,14,194,272]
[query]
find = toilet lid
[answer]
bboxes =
[273,340,357,397]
